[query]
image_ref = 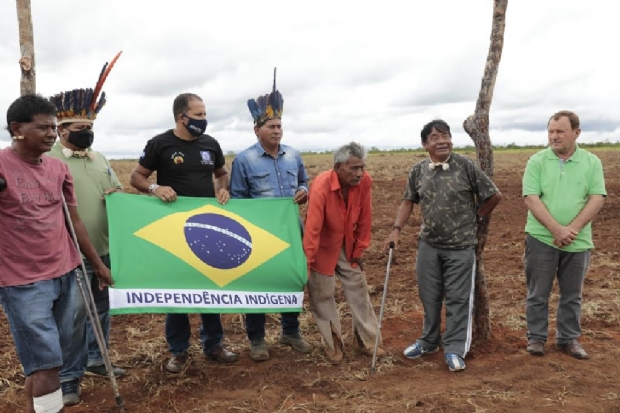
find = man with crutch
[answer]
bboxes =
[303,141,386,363]
[0,94,113,412]
[48,52,126,406]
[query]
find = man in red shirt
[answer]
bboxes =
[303,142,384,363]
[0,94,112,412]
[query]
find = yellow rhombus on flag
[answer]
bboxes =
[134,204,290,287]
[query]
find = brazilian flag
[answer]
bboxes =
[106,193,307,314]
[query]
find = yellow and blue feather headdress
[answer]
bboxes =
[50,51,122,124]
[248,67,283,126]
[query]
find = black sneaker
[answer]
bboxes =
[61,379,80,406]
[86,364,125,377]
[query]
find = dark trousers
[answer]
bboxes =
[525,235,590,344]
[165,313,223,355]
[245,312,300,341]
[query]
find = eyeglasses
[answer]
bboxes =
[428,134,452,143]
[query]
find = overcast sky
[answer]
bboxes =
[1,0,618,159]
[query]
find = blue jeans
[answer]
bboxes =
[166,313,224,356]
[245,312,300,341]
[60,255,111,383]
[0,271,76,377]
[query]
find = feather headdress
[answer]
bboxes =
[50,51,122,124]
[247,67,284,125]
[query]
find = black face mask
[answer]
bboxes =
[182,114,208,137]
[67,129,94,149]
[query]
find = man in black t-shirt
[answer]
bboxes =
[130,93,239,373]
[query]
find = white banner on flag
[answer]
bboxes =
[109,288,304,311]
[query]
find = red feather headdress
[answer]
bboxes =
[50,51,122,124]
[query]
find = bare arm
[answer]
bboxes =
[130,164,177,202]
[68,205,113,288]
[214,166,230,205]
[568,195,605,232]
[478,192,502,217]
[383,199,415,251]
[214,166,229,191]
[130,164,155,194]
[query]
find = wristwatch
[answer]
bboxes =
[148,183,159,194]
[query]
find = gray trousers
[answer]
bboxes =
[524,234,590,344]
[416,239,476,357]
[308,248,381,352]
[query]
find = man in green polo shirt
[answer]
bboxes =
[522,110,606,360]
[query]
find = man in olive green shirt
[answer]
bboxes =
[48,91,125,406]
[522,110,606,360]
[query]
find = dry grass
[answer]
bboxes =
[1,150,619,412]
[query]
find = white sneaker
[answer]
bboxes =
[403,342,439,359]
[444,353,466,372]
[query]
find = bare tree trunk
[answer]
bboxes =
[16,0,36,95]
[463,0,508,345]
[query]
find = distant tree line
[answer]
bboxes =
[294,141,620,156]
[219,141,620,158]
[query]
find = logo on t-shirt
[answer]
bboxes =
[200,151,213,165]
[171,152,185,165]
